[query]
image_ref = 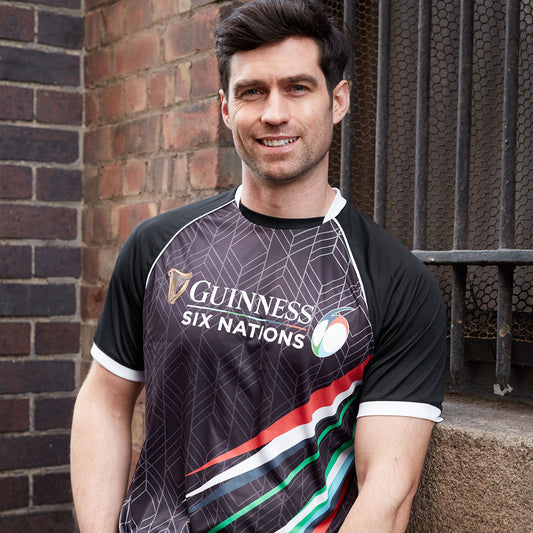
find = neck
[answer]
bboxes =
[239,163,336,219]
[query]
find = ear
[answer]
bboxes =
[332,80,350,125]
[220,89,232,130]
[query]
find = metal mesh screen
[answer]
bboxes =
[325,0,378,216]
[327,0,532,349]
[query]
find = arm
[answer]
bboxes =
[71,360,144,533]
[339,415,434,533]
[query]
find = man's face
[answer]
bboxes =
[220,37,348,186]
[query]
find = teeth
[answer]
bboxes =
[261,138,297,147]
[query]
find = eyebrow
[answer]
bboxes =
[232,74,321,96]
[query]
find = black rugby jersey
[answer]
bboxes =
[92,187,446,532]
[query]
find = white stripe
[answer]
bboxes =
[357,401,443,422]
[276,445,353,533]
[91,343,145,382]
[331,218,369,313]
[185,378,361,498]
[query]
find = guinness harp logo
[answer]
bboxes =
[167,269,193,304]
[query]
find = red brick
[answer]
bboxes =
[84,126,112,163]
[0,476,29,511]
[112,115,160,157]
[82,247,99,282]
[33,472,72,504]
[84,10,101,50]
[35,246,81,278]
[36,90,82,125]
[217,146,242,188]
[124,77,147,114]
[152,0,176,22]
[175,62,191,102]
[34,396,76,430]
[81,285,106,319]
[150,156,171,194]
[163,100,219,150]
[0,399,29,432]
[191,148,218,189]
[117,203,157,240]
[85,91,100,125]
[101,1,124,45]
[164,11,219,62]
[0,245,32,278]
[0,205,76,240]
[0,165,32,199]
[172,154,189,192]
[125,160,145,195]
[102,83,123,121]
[191,55,219,99]
[150,71,176,108]
[100,164,122,198]
[35,322,80,355]
[114,31,159,76]
[0,323,30,356]
[0,511,74,533]
[85,48,112,86]
[0,86,33,121]
[0,6,34,42]
[0,360,75,394]
[36,168,82,202]
[126,0,152,32]
[83,206,114,242]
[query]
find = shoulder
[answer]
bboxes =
[334,203,444,335]
[114,189,238,287]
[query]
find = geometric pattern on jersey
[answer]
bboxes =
[120,199,374,532]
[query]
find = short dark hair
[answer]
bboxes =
[215,0,350,95]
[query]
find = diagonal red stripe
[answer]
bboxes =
[186,356,372,477]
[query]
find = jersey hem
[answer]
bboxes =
[91,343,145,382]
[357,401,443,422]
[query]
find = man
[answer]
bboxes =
[71,0,446,531]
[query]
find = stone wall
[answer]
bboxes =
[0,0,83,529]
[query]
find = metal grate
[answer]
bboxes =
[327,0,533,398]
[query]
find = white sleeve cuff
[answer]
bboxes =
[91,343,145,382]
[357,401,443,423]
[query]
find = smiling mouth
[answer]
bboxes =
[259,137,298,147]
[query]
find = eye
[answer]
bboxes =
[240,88,263,100]
[289,85,308,95]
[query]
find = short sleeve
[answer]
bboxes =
[358,261,447,422]
[335,204,447,422]
[92,224,149,382]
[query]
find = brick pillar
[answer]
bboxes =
[82,0,241,479]
[0,0,83,530]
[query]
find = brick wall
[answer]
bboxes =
[0,0,83,529]
[81,0,241,379]
[83,0,241,491]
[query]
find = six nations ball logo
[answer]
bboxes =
[311,307,355,358]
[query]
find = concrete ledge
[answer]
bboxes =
[408,394,533,532]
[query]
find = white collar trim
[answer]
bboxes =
[234,185,346,223]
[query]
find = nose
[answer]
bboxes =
[261,91,289,126]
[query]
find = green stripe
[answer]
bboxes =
[292,439,354,531]
[207,391,359,533]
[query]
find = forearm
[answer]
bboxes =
[340,416,434,533]
[71,364,142,533]
[338,480,415,533]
